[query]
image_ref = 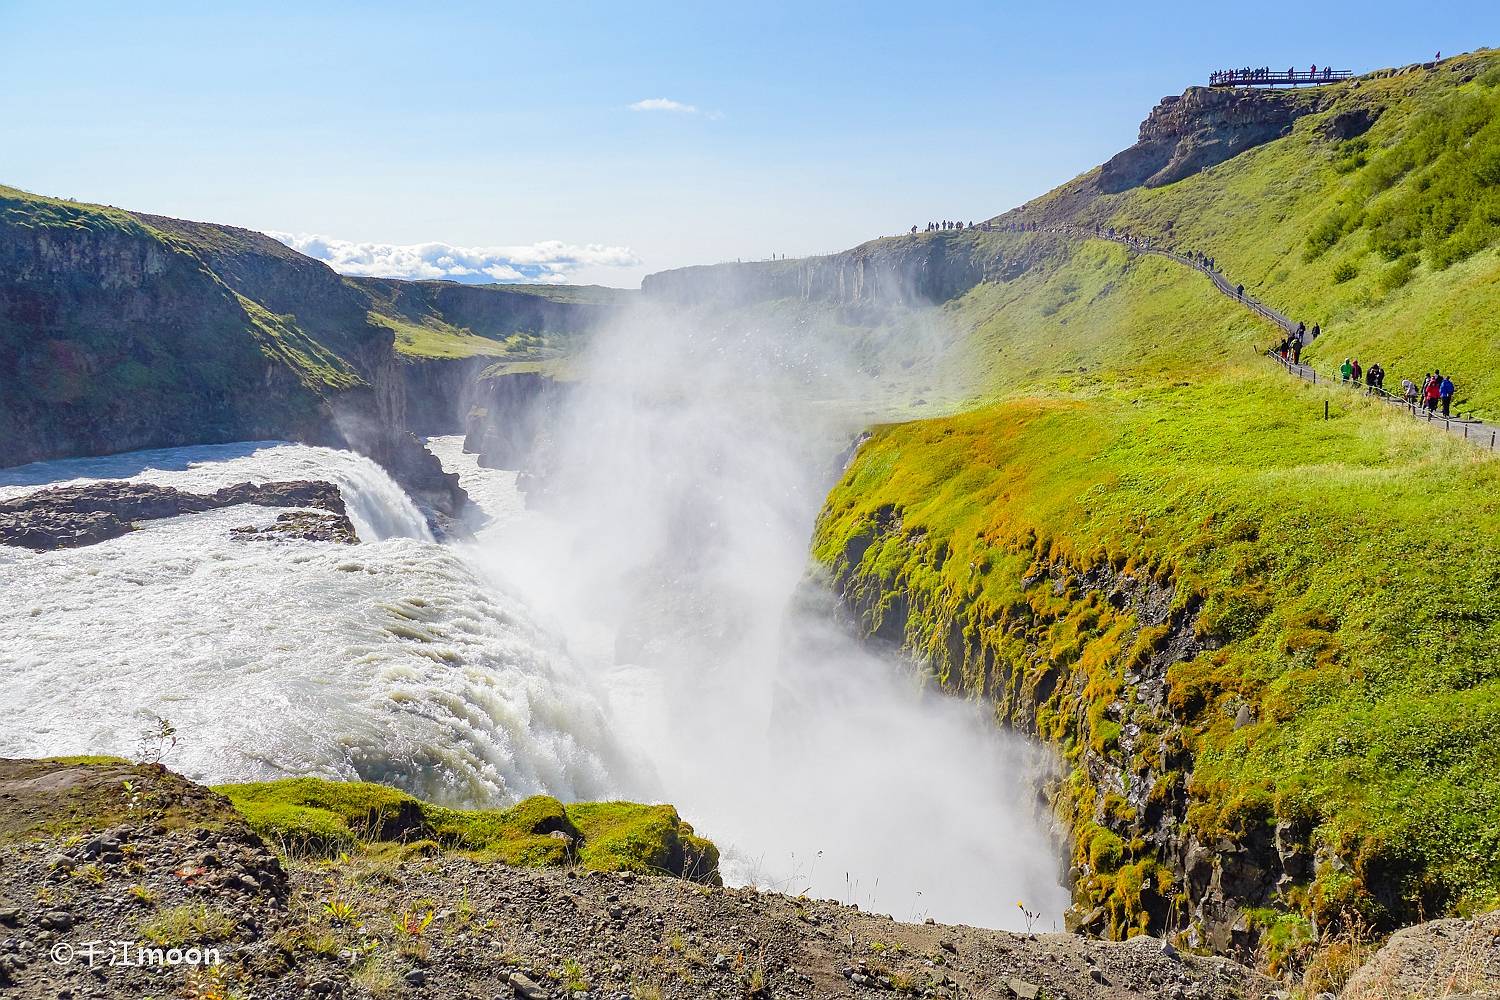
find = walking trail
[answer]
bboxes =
[1048,225,1500,453]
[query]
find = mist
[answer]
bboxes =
[473,292,1069,930]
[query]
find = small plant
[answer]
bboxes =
[128,884,158,906]
[560,958,590,992]
[1017,900,1042,933]
[184,964,237,1000]
[121,779,145,816]
[140,903,236,947]
[323,896,359,926]
[631,983,664,1000]
[453,887,477,928]
[1332,260,1359,283]
[393,906,435,939]
[135,716,178,765]
[74,863,106,885]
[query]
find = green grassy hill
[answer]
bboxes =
[811,49,1500,975]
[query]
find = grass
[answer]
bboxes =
[810,48,1500,951]
[140,903,238,947]
[213,777,721,883]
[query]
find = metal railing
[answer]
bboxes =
[1209,69,1353,88]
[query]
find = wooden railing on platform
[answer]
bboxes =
[1209,69,1353,88]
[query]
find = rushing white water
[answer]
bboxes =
[453,296,1070,930]
[0,442,641,806]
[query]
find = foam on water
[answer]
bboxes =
[0,442,639,806]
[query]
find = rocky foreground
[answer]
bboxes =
[0,480,356,550]
[4,760,1492,1000]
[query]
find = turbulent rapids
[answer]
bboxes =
[0,442,636,806]
[0,426,1068,930]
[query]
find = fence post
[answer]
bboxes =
[1324,400,1329,421]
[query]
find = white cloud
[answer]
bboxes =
[628,97,699,114]
[270,232,641,285]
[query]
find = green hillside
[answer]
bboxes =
[814,49,1500,972]
[0,184,616,467]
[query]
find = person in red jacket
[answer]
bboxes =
[1425,374,1442,411]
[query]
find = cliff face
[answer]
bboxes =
[0,198,333,466]
[462,369,573,472]
[0,185,623,520]
[1096,87,1328,192]
[642,233,1050,310]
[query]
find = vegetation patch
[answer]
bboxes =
[213,777,721,883]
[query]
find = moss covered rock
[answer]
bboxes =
[214,777,721,884]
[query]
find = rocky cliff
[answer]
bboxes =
[0,186,612,523]
[1095,86,1329,193]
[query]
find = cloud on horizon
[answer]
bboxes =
[271,232,641,285]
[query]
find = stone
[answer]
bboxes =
[509,971,549,1000]
[1007,979,1041,1000]
[38,911,73,931]
[404,969,427,986]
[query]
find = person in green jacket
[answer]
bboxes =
[1340,358,1353,382]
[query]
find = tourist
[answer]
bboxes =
[1425,373,1442,411]
[1236,283,1245,299]
[1439,373,1455,416]
[1311,323,1321,340]
[1402,377,1418,405]
[1341,358,1353,382]
[1351,359,1363,384]
[1291,336,1303,365]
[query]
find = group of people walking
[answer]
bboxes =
[1330,357,1457,416]
[913,219,995,234]
[1274,322,1322,365]
[983,215,1471,425]
[1399,371,1458,415]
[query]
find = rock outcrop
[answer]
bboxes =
[1096,87,1328,192]
[0,480,354,549]
[462,369,574,471]
[1341,910,1500,998]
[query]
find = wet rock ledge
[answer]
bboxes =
[0,480,356,550]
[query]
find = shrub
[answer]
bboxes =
[1332,260,1360,283]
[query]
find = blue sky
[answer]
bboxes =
[2,2,1493,286]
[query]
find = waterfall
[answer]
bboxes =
[0,442,642,807]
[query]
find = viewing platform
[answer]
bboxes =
[1209,67,1353,88]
